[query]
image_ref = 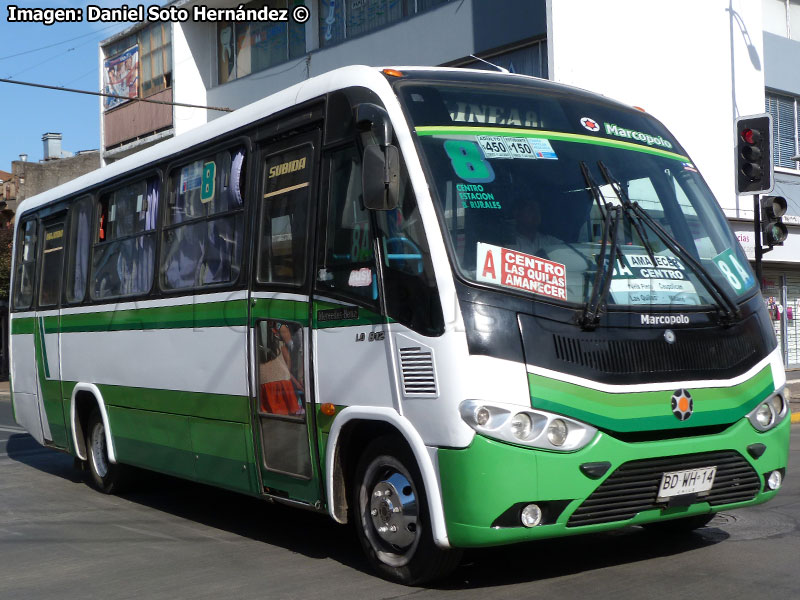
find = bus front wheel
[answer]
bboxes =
[352,436,461,585]
[85,409,125,494]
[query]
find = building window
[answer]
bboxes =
[765,92,800,170]
[318,0,451,47]
[218,0,306,85]
[103,35,137,60]
[764,0,800,42]
[139,23,172,97]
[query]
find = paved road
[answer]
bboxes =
[1,394,798,600]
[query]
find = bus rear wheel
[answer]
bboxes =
[352,436,461,585]
[85,409,126,494]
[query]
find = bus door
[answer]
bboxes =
[11,218,51,445]
[312,144,398,425]
[34,214,69,448]
[250,130,321,505]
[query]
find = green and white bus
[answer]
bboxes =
[9,65,789,584]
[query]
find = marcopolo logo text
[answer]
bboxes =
[641,314,690,326]
[604,123,673,149]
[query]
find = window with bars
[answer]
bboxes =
[765,92,800,170]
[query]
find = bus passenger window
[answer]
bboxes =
[161,148,246,291]
[91,178,158,299]
[65,196,92,303]
[257,145,311,286]
[12,220,38,310]
[39,222,65,307]
[316,146,376,304]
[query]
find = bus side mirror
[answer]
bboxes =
[363,144,399,211]
[355,103,392,146]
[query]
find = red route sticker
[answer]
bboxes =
[476,243,567,300]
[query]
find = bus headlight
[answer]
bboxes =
[747,391,787,432]
[459,400,597,451]
[755,404,772,428]
[510,413,533,440]
[547,419,569,446]
[474,406,491,426]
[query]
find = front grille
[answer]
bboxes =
[552,334,759,376]
[518,311,773,385]
[567,451,761,527]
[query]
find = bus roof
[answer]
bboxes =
[15,65,633,219]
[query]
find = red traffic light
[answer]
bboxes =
[736,115,772,194]
[741,128,762,145]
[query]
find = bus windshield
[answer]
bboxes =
[397,80,757,310]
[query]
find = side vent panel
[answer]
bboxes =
[396,335,438,398]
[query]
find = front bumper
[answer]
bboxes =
[437,415,790,548]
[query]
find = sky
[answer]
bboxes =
[0,1,147,170]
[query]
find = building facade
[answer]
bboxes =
[97,0,800,368]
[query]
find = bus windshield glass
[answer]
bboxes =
[397,80,757,309]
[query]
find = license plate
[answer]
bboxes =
[657,466,716,500]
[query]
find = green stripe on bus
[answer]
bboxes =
[250,297,310,326]
[414,125,690,162]
[97,383,252,423]
[58,300,250,332]
[107,406,257,495]
[11,318,35,334]
[529,364,773,432]
[12,298,386,333]
[313,300,387,328]
[13,299,316,334]
[36,317,50,379]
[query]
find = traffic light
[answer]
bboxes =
[760,195,788,246]
[736,114,773,194]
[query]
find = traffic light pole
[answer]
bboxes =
[754,193,763,290]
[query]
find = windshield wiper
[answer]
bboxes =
[579,163,622,330]
[580,161,606,219]
[596,161,659,272]
[596,161,740,322]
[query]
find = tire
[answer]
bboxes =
[642,513,714,534]
[85,408,126,494]
[352,436,462,585]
